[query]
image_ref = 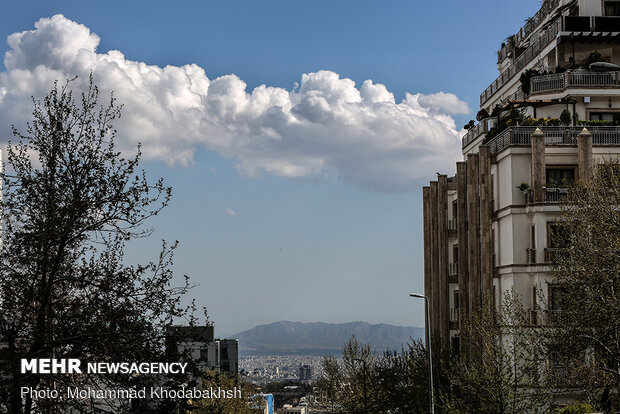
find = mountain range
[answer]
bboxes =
[233,321,424,356]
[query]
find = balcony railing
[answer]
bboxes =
[482,15,620,106]
[497,0,561,64]
[449,308,459,323]
[530,71,620,95]
[526,248,536,264]
[487,126,620,155]
[544,247,566,263]
[462,120,489,148]
[529,309,570,326]
[545,187,568,203]
[481,17,562,106]
[448,218,458,231]
[449,262,458,276]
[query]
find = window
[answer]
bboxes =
[452,200,458,219]
[590,112,616,121]
[546,167,575,188]
[547,223,571,249]
[453,244,458,263]
[605,1,620,16]
[454,291,460,308]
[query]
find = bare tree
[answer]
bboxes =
[0,76,194,414]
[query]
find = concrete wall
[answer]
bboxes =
[579,0,602,16]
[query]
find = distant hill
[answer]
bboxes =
[233,321,424,356]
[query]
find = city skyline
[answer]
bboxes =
[0,0,541,336]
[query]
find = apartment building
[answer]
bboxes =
[423,0,620,353]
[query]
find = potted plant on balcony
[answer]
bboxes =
[517,182,530,195]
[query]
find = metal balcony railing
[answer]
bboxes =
[545,188,568,203]
[449,262,458,276]
[481,18,562,106]
[526,248,536,264]
[487,126,620,155]
[529,309,570,326]
[530,71,620,95]
[462,120,489,148]
[544,247,566,263]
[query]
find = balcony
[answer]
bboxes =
[481,18,562,106]
[544,247,566,263]
[449,262,458,276]
[529,309,570,326]
[481,16,620,107]
[462,120,489,148]
[526,248,536,264]
[544,187,568,203]
[449,308,459,323]
[565,16,620,32]
[530,71,620,95]
[487,126,620,155]
[448,218,458,231]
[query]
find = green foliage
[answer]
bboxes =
[445,292,553,414]
[520,68,544,95]
[577,119,618,126]
[560,109,572,125]
[582,50,607,69]
[192,372,261,414]
[320,336,431,414]
[517,182,530,191]
[553,404,594,414]
[550,158,620,411]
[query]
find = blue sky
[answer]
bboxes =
[0,0,541,336]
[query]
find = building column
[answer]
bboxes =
[479,146,494,308]
[429,181,440,349]
[422,186,432,348]
[466,154,480,314]
[578,127,593,181]
[456,162,469,356]
[531,128,546,202]
[437,175,449,349]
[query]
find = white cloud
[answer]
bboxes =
[0,15,469,191]
[225,208,240,216]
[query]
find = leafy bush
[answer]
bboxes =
[560,109,572,125]
[582,50,607,69]
[553,403,594,414]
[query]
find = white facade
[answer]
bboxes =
[424,0,620,353]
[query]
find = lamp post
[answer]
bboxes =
[354,358,368,414]
[410,292,435,414]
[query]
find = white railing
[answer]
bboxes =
[448,219,457,231]
[531,71,620,95]
[449,262,458,276]
[449,308,459,323]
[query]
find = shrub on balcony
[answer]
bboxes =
[577,119,615,126]
[582,50,607,69]
[560,109,572,125]
[553,403,594,414]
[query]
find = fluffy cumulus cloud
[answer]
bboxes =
[0,15,469,191]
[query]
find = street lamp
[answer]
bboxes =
[410,292,435,414]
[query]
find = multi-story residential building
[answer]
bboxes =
[167,325,239,375]
[423,0,620,355]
